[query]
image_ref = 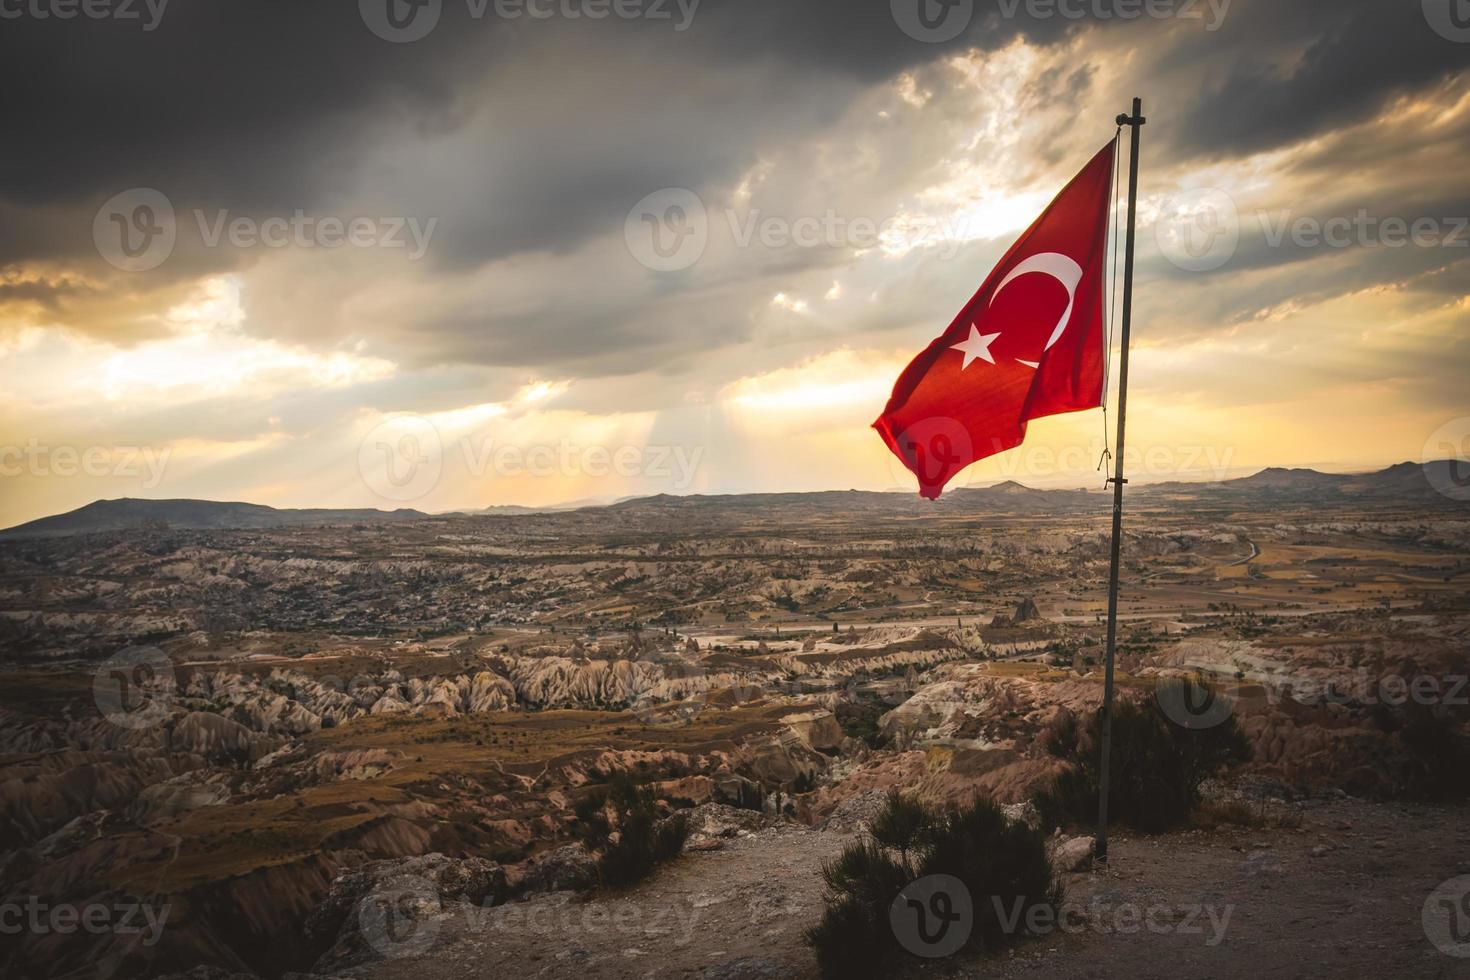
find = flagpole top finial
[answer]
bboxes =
[1116,98,1145,128]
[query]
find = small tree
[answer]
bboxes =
[806,792,1060,978]
[1035,676,1251,833]
[574,773,689,889]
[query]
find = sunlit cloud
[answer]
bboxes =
[1,12,1466,528]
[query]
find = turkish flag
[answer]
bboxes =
[874,141,1117,499]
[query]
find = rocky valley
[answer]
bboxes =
[1,473,1467,978]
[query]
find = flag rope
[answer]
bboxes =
[1099,127,1124,482]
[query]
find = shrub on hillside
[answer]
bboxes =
[1391,703,1470,802]
[1034,676,1251,833]
[805,791,1060,979]
[572,772,689,889]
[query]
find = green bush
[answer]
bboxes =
[805,792,1060,979]
[1034,677,1251,833]
[574,773,689,889]
[1392,704,1470,801]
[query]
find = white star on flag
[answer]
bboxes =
[950,325,1001,370]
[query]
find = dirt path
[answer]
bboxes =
[365,799,1469,980]
[965,798,1470,980]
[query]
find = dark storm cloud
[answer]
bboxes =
[1,5,481,210]
[0,0,1091,275]
[5,0,1460,282]
[0,0,1060,206]
[3,0,1466,390]
[1166,0,1470,159]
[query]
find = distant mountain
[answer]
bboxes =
[602,462,1465,514]
[5,462,1461,539]
[602,482,1104,518]
[1140,460,1464,502]
[1222,466,1353,490]
[457,495,630,516]
[1342,460,1464,496]
[0,498,429,539]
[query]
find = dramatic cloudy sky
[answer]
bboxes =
[2,0,1468,525]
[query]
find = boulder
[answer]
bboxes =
[682,803,768,842]
[1048,834,1095,872]
[517,843,597,894]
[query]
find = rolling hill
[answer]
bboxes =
[0,498,429,539]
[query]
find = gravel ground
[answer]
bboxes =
[364,798,1470,980]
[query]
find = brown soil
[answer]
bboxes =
[364,798,1470,979]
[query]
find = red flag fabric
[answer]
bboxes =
[874,141,1117,499]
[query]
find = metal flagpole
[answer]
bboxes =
[1095,96,1145,864]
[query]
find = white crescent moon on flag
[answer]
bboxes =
[988,252,1084,369]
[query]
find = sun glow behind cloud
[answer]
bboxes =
[1,278,398,414]
[1,25,1467,528]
